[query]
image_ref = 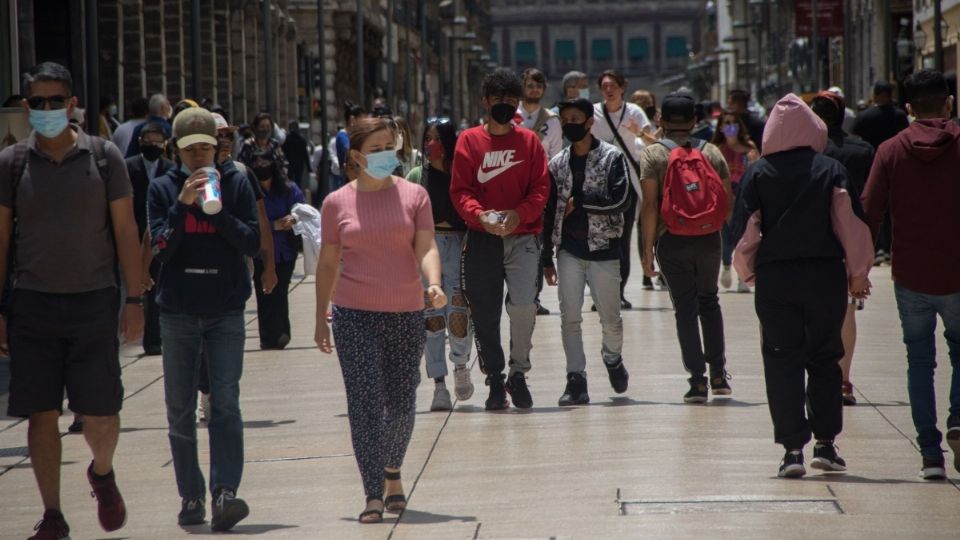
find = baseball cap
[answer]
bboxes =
[211,112,238,132]
[660,92,696,124]
[173,107,218,148]
[813,90,845,114]
[557,98,594,119]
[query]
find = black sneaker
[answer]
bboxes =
[605,359,629,394]
[485,374,509,411]
[811,441,847,472]
[642,276,654,290]
[778,450,806,478]
[711,372,732,396]
[177,498,205,526]
[536,304,550,316]
[620,297,633,309]
[558,373,590,406]
[505,372,533,409]
[947,415,960,474]
[211,488,249,532]
[921,454,947,480]
[683,382,708,404]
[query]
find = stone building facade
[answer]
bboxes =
[7,0,301,126]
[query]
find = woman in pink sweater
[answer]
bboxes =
[314,118,446,523]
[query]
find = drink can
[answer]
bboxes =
[199,166,222,215]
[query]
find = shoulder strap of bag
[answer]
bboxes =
[531,108,552,139]
[10,141,29,211]
[602,104,642,179]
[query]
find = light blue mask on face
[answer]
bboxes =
[363,149,400,180]
[29,108,70,139]
[578,88,590,100]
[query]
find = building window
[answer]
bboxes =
[591,38,613,62]
[555,40,576,69]
[628,37,649,61]
[491,42,499,63]
[666,36,688,59]
[515,40,537,68]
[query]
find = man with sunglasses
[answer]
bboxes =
[451,68,551,410]
[0,62,143,539]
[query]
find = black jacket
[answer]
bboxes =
[824,126,874,196]
[852,104,909,152]
[125,155,175,237]
[147,161,260,315]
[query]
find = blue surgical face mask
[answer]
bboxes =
[578,88,590,100]
[29,108,70,139]
[363,149,400,180]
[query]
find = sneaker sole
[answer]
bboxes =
[211,502,250,532]
[178,514,206,526]
[429,404,453,412]
[557,396,590,407]
[921,467,947,480]
[778,464,806,478]
[683,396,708,404]
[711,389,732,396]
[810,458,847,472]
[947,429,960,473]
[484,400,510,411]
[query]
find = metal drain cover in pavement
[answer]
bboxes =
[619,495,842,515]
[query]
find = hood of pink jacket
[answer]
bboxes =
[761,93,827,156]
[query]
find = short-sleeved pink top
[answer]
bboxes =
[321,179,435,313]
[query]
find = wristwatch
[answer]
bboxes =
[126,296,144,307]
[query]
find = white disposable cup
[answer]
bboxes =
[199,166,222,215]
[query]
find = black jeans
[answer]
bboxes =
[143,260,162,353]
[656,232,726,384]
[620,190,638,295]
[253,258,296,347]
[755,259,846,450]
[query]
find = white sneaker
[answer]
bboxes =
[430,385,453,411]
[198,392,210,423]
[720,266,732,289]
[453,365,474,401]
[737,279,751,293]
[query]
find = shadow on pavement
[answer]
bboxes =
[396,508,478,524]
[801,475,943,485]
[182,523,299,535]
[243,420,296,429]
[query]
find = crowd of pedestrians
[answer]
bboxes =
[1,59,959,539]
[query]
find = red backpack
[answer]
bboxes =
[658,139,729,236]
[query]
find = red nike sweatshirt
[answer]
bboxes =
[450,125,550,235]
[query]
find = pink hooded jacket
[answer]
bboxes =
[733,94,873,285]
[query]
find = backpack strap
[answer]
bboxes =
[531,108,553,141]
[91,136,111,184]
[9,141,29,209]
[658,139,679,152]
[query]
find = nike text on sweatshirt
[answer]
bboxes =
[450,125,551,235]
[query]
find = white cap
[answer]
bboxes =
[827,86,845,99]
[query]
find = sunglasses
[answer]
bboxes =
[27,95,70,110]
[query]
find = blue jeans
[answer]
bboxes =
[161,310,246,499]
[423,231,473,379]
[894,284,960,457]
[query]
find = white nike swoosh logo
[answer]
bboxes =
[477,160,524,183]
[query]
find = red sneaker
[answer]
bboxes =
[28,509,70,540]
[87,461,127,532]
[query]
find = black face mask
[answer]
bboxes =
[255,128,271,140]
[562,122,589,143]
[141,145,163,161]
[254,166,273,181]
[490,103,516,125]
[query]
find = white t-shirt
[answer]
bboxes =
[517,105,563,159]
[591,101,651,195]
